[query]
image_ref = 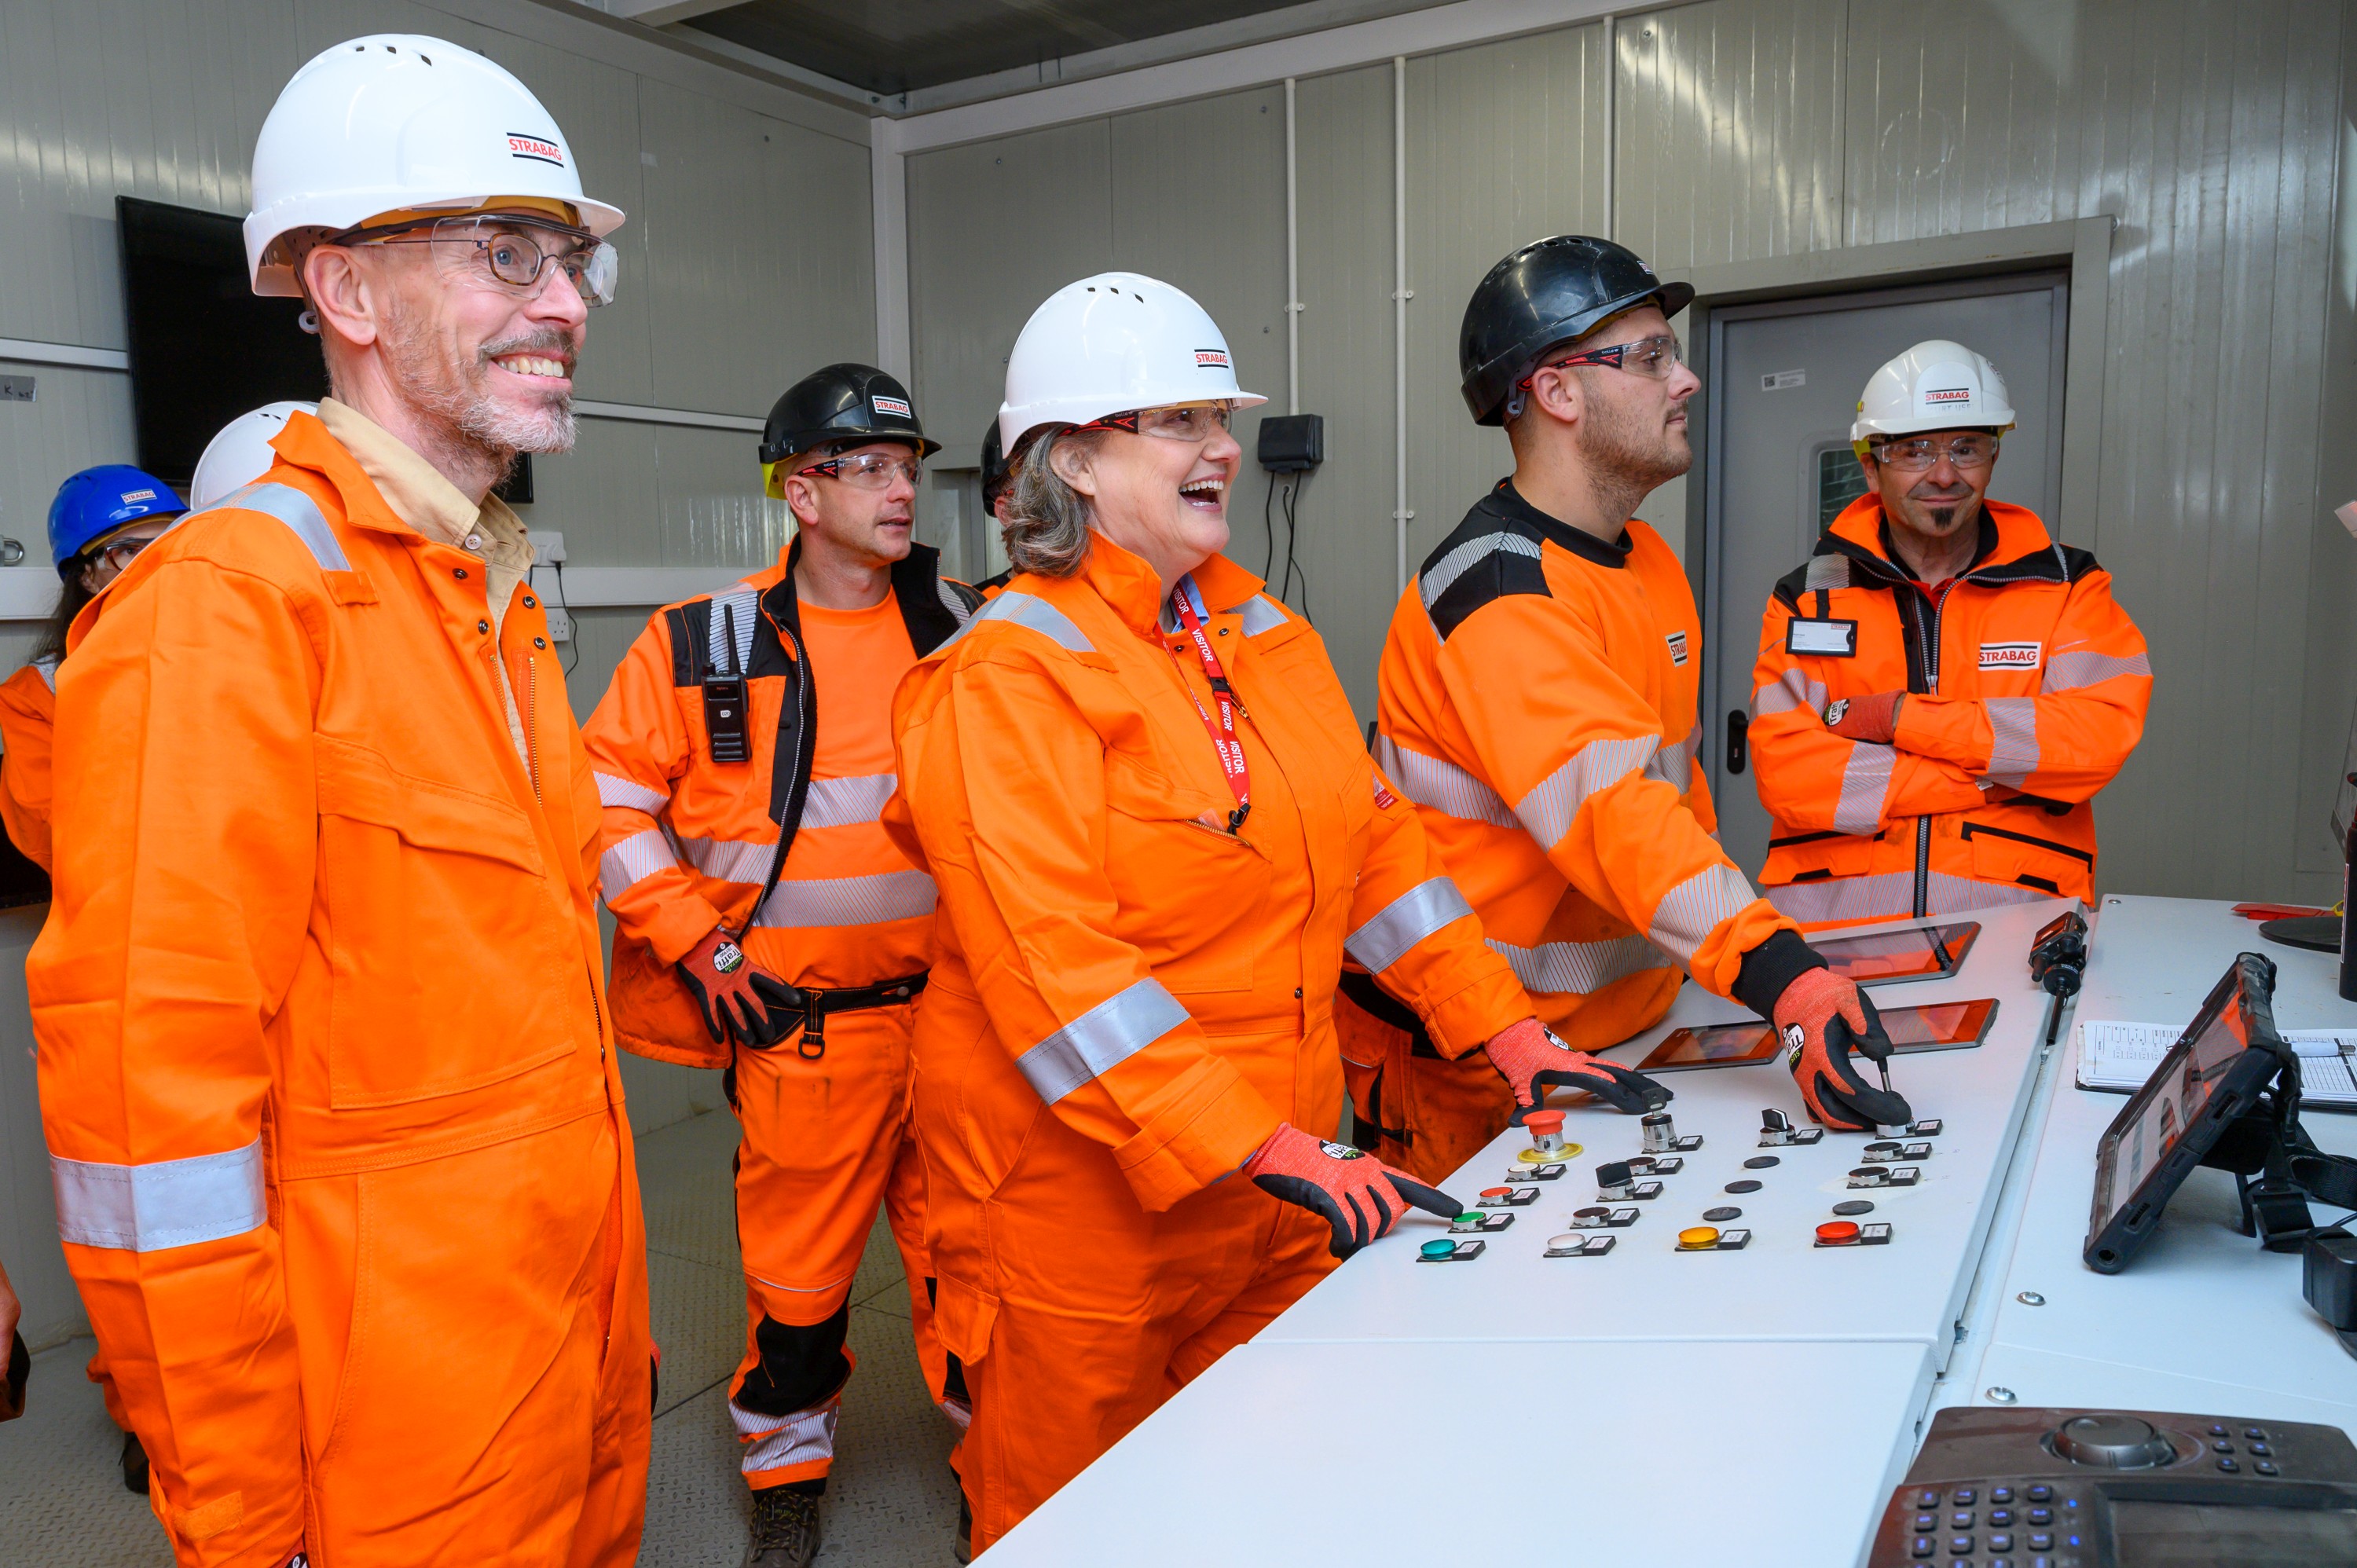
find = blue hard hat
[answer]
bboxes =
[47,465,186,577]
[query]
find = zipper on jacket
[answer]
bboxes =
[524,652,541,800]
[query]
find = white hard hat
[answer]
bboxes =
[998,273,1266,452]
[190,401,318,508]
[244,35,624,298]
[1850,339,2017,453]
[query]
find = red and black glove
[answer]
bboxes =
[1484,1017,1671,1126]
[1824,691,1904,745]
[1244,1123,1462,1259]
[677,926,790,1047]
[1774,966,1912,1130]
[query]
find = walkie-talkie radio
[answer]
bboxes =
[702,601,750,764]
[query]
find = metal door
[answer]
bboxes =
[1702,275,2069,878]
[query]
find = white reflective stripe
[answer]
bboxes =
[1985,698,2040,787]
[731,1393,840,1475]
[1419,531,1541,613]
[52,1138,266,1251]
[1802,555,1850,592]
[940,589,1094,655]
[1372,736,1516,828]
[1766,870,2051,925]
[1514,735,1659,852]
[1647,862,1757,966]
[599,829,680,895]
[2042,650,2151,692]
[594,771,669,813]
[676,833,775,884]
[1833,743,1896,835]
[1752,668,1829,718]
[31,656,57,693]
[213,482,350,573]
[937,577,975,624]
[800,772,896,830]
[1344,877,1474,974]
[1657,725,1699,796]
[750,869,937,929]
[1486,933,1667,997]
[1016,978,1189,1105]
[705,584,761,676]
[1235,595,1288,636]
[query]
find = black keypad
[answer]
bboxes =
[2025,1485,2052,1502]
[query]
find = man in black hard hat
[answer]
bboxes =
[972,416,1014,592]
[581,362,981,1568]
[1340,236,1910,1181]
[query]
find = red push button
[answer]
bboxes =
[1816,1220,1861,1245]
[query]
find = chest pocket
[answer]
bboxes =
[315,735,576,1107]
[1100,749,1270,994]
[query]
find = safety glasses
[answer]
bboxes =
[338,214,620,308]
[1080,402,1235,442]
[90,535,157,575]
[1869,434,2000,472]
[1526,333,1685,383]
[797,451,923,489]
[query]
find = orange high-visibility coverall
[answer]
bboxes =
[29,411,649,1568]
[1747,496,2150,923]
[0,658,57,872]
[583,540,977,1489]
[1351,480,1813,1182]
[886,539,1530,1552]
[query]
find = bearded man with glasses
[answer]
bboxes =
[582,361,981,1568]
[1747,339,2150,924]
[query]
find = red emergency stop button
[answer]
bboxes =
[1816,1220,1861,1245]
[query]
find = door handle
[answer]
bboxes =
[1725,710,1749,775]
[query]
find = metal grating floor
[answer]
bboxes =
[0,1108,963,1565]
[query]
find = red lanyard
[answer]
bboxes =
[1167,577,1252,834]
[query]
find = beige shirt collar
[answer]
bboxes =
[316,397,535,573]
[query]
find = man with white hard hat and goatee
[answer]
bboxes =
[1746,339,2150,924]
[29,36,650,1567]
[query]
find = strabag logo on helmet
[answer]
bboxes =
[1923,387,1974,405]
[507,132,564,167]
[1979,641,2042,671]
[871,395,913,419]
[1194,350,1230,368]
[119,489,157,504]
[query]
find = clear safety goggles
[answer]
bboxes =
[1870,434,1999,472]
[797,450,923,489]
[1525,333,1685,384]
[1080,401,1235,442]
[87,535,157,575]
[338,214,619,308]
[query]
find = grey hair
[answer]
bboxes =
[999,426,1104,577]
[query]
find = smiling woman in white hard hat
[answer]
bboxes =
[882,273,1549,1556]
[28,35,649,1568]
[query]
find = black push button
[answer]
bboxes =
[1989,1509,2013,1526]
[2210,1423,2229,1436]
[1914,1515,1937,1531]
[2249,1442,2271,1456]
[1991,1487,2014,1503]
[2212,1441,2234,1453]
[1989,1533,2012,1552]
[2245,1427,2265,1439]
[1952,1512,1974,1528]
[2218,1458,2239,1473]
[1912,1537,1937,1559]
[2027,1508,2052,1525]
[1918,1489,1941,1508]
[1950,1537,1974,1555]
[2028,1533,2053,1551]
[1952,1489,1977,1504]
[2257,1461,2279,1476]
[2025,1485,2052,1503]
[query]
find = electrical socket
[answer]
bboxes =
[533,529,566,564]
[544,607,574,643]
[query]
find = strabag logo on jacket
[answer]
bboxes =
[1666,629,1689,666]
[1978,641,2041,671]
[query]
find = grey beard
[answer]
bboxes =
[382,308,578,467]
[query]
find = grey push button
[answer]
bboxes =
[1504,1163,1564,1184]
[1544,1233,1614,1258]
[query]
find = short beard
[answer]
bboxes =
[379,302,577,481]
[1575,376,1692,524]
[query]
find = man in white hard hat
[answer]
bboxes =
[29,35,649,1568]
[1747,339,2150,922]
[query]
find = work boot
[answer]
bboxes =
[121,1431,150,1495]
[953,1490,973,1564]
[744,1486,822,1568]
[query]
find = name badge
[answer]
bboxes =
[1787,618,1859,658]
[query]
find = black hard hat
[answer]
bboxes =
[979,418,1010,514]
[758,362,940,469]
[1457,236,1695,426]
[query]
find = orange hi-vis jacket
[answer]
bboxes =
[0,657,58,870]
[28,412,648,1568]
[1748,496,2151,922]
[585,538,981,1065]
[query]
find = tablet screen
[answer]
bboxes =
[2089,965,2264,1243]
[1812,921,1981,984]
[1637,998,1997,1072]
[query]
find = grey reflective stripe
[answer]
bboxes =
[1767,870,2051,925]
[1802,555,1850,592]
[2043,650,2151,692]
[211,482,350,572]
[1657,724,1699,795]
[940,590,1094,655]
[599,829,680,894]
[937,577,975,624]
[1016,978,1189,1105]
[1344,877,1474,974]
[31,656,57,694]
[675,833,774,883]
[800,772,896,830]
[1985,698,2040,787]
[52,1138,266,1251]
[1419,532,1543,612]
[594,770,669,813]
[750,868,937,929]
[730,1392,841,1475]
[1833,743,1896,835]
[1514,735,1659,852]
[1486,933,1667,997]
[1647,863,1756,966]
[1235,595,1288,636]
[1372,736,1516,827]
[706,584,760,675]
[1752,668,1828,718]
